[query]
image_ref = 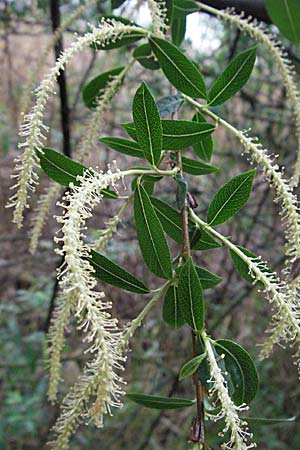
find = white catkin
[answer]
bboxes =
[191,211,300,363]
[237,130,300,262]
[197,3,300,188]
[20,0,100,115]
[48,168,126,447]
[8,19,145,228]
[203,334,255,450]
[147,0,169,38]
[29,63,132,254]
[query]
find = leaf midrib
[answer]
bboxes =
[208,172,253,225]
[215,342,246,402]
[90,254,149,293]
[151,38,205,98]
[209,50,254,105]
[137,185,169,279]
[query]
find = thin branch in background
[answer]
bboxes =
[45,0,72,332]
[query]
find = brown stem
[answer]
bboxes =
[172,103,206,447]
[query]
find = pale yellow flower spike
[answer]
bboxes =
[197,3,300,188]
[147,0,169,38]
[202,331,256,450]
[29,63,133,254]
[8,19,146,228]
[49,169,125,449]
[20,0,100,115]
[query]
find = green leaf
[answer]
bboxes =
[230,245,273,284]
[165,0,174,24]
[175,173,188,210]
[162,120,215,150]
[156,94,184,118]
[121,122,137,140]
[179,353,207,380]
[133,43,160,70]
[243,416,296,426]
[215,339,259,405]
[190,226,222,251]
[37,148,118,199]
[207,169,256,226]
[151,197,183,243]
[111,0,126,8]
[133,82,162,166]
[208,46,257,107]
[171,16,187,46]
[149,36,207,99]
[122,120,215,150]
[88,250,149,294]
[230,245,258,284]
[99,137,143,158]
[195,266,222,289]
[182,156,219,175]
[192,111,213,162]
[91,16,144,50]
[134,183,172,279]
[150,197,221,253]
[127,392,194,409]
[163,285,186,329]
[178,257,204,331]
[83,67,124,109]
[173,0,199,17]
[266,0,300,46]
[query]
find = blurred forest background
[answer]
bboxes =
[1,1,300,449]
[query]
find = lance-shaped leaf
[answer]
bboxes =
[163,285,185,329]
[121,120,215,150]
[173,0,199,18]
[99,137,144,158]
[121,122,138,140]
[151,197,183,243]
[207,169,256,226]
[133,82,162,166]
[179,353,207,380]
[178,257,204,331]
[192,111,213,162]
[150,197,222,250]
[133,43,160,70]
[88,250,149,294]
[171,16,187,46]
[195,266,222,289]
[134,183,172,279]
[266,0,300,46]
[37,147,118,199]
[242,416,296,426]
[214,339,259,405]
[127,393,194,409]
[82,67,124,109]
[182,156,219,175]
[208,46,257,107]
[149,36,207,99]
[156,94,184,118]
[230,245,273,284]
[91,15,144,50]
[111,0,126,8]
[190,226,222,251]
[162,120,215,150]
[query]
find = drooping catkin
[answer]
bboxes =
[202,332,255,450]
[147,0,169,38]
[48,168,125,424]
[29,62,133,253]
[8,19,145,227]
[197,3,300,188]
